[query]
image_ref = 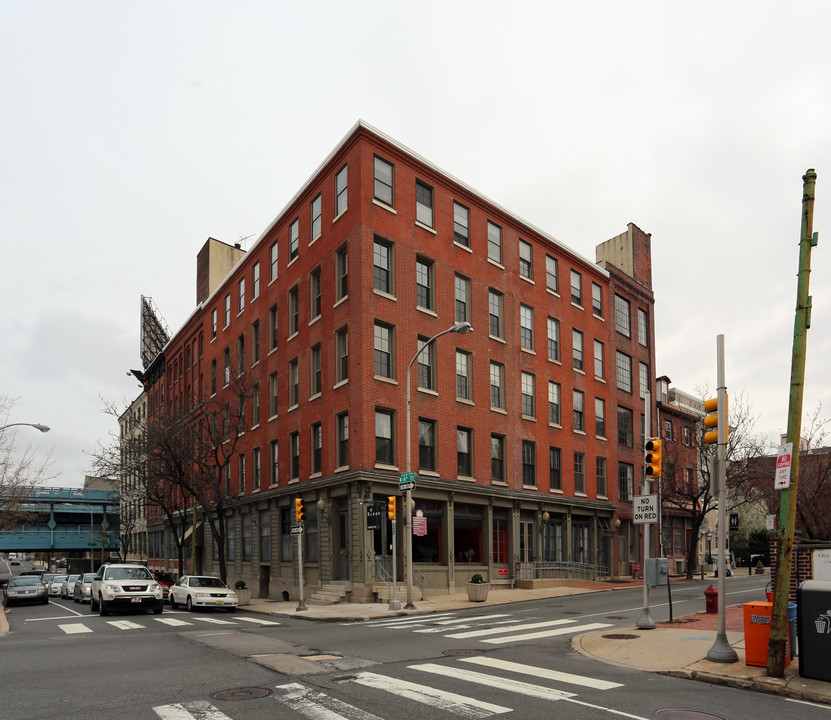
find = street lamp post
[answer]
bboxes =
[404,321,472,609]
[0,423,50,433]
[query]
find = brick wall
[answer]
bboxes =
[769,533,831,601]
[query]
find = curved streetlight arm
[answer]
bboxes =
[0,422,50,433]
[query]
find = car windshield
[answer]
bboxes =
[82,573,96,582]
[108,568,152,580]
[68,575,80,582]
[12,577,42,586]
[190,577,225,588]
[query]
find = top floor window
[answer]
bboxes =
[638,308,649,346]
[518,239,533,280]
[615,295,631,337]
[374,156,394,206]
[289,218,299,262]
[592,282,603,317]
[454,202,470,247]
[270,241,278,282]
[374,237,394,295]
[335,165,348,216]
[238,277,245,313]
[570,270,582,306]
[487,221,502,264]
[546,255,558,293]
[311,194,322,241]
[252,261,260,299]
[415,180,433,227]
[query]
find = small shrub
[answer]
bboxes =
[469,573,486,584]
[234,580,248,590]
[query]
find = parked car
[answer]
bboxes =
[169,576,238,612]
[90,564,163,615]
[152,572,176,602]
[61,574,81,599]
[48,575,66,597]
[73,573,96,603]
[3,576,48,606]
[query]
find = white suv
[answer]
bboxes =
[90,564,163,616]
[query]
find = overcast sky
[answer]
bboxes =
[3,2,831,486]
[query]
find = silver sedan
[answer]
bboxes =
[73,573,96,603]
[169,576,238,612]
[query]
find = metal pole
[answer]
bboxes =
[637,391,655,629]
[707,334,738,662]
[389,512,401,610]
[767,169,818,677]
[296,529,307,611]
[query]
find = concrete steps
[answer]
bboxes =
[307,581,351,606]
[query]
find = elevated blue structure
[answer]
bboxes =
[0,486,120,555]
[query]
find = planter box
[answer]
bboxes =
[236,588,251,606]
[466,582,489,602]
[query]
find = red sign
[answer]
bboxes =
[498,567,508,576]
[412,516,428,536]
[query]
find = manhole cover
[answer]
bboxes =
[655,710,727,720]
[442,649,486,657]
[211,687,273,702]
[601,633,641,640]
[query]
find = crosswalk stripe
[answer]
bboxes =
[411,663,576,701]
[480,621,612,644]
[273,682,384,720]
[433,614,510,625]
[415,620,524,634]
[107,620,145,630]
[155,618,193,626]
[361,613,459,627]
[353,671,511,718]
[59,623,93,634]
[153,699,234,719]
[445,618,574,639]
[458,657,623,690]
[193,617,236,625]
[236,616,281,625]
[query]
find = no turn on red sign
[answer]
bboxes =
[633,494,658,525]
[775,442,793,490]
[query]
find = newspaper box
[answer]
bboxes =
[743,601,789,668]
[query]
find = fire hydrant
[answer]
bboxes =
[705,584,718,614]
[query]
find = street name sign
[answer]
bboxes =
[633,494,658,524]
[774,442,793,489]
[399,472,416,485]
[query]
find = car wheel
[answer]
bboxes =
[90,595,98,611]
[186,596,193,612]
[98,595,109,616]
[169,594,177,609]
[227,607,236,613]
[43,597,49,604]
[153,605,163,615]
[74,594,79,603]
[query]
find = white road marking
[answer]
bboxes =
[155,618,193,626]
[361,612,460,626]
[458,656,623,690]
[445,618,574,639]
[58,623,93,634]
[236,616,281,625]
[192,617,237,625]
[153,699,234,719]
[411,663,577,701]
[273,682,384,719]
[354,671,510,717]
[480,621,612,643]
[107,620,145,630]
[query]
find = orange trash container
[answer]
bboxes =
[743,601,790,667]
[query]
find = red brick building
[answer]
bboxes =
[142,121,659,601]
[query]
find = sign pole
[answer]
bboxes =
[296,526,307,612]
[389,510,401,610]
[637,391,655,629]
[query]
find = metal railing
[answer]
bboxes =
[514,561,610,582]
[373,559,425,600]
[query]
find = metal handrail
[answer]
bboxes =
[514,560,609,581]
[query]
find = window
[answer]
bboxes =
[335,165,348,216]
[417,336,435,391]
[251,382,260,427]
[520,304,534,351]
[595,397,606,437]
[311,422,322,475]
[288,286,299,336]
[546,255,558,293]
[638,308,649,346]
[519,239,533,279]
[259,508,270,560]
[211,359,217,395]
[570,270,582,306]
[418,419,436,471]
[572,329,584,371]
[375,409,394,465]
[594,339,605,379]
[289,218,299,262]
[488,290,504,339]
[592,282,603,317]
[374,323,394,378]
[619,462,634,501]
[614,295,631,337]
[270,241,278,282]
[373,237,394,294]
[335,244,348,301]
[683,425,693,446]
[547,317,560,361]
[664,418,673,441]
[617,406,634,447]
[616,351,633,392]
[252,447,261,490]
[457,427,473,476]
[237,334,245,376]
[223,347,230,386]
[224,294,231,327]
[337,412,349,467]
[549,447,562,491]
[548,381,561,425]
[455,274,470,323]
[270,439,279,485]
[456,350,472,400]
[310,344,321,396]
[310,267,322,320]
[521,372,535,418]
[335,326,348,383]
[280,507,291,560]
[226,516,235,561]
[211,309,217,340]
[453,202,470,247]
[522,441,536,486]
[249,321,259,366]
[289,358,299,407]
[490,362,505,410]
[574,452,586,494]
[289,431,299,479]
[269,304,278,351]
[416,257,434,311]
[639,362,649,399]
[250,263,260,302]
[374,156,394,206]
[238,277,245,313]
[573,390,585,431]
[415,180,433,227]
[487,221,502,264]
[491,435,505,482]
[596,457,607,497]
[238,452,246,494]
[311,194,322,241]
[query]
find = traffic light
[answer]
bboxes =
[644,438,662,478]
[294,498,304,523]
[704,394,728,444]
[387,496,396,521]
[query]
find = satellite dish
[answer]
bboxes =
[699,520,711,535]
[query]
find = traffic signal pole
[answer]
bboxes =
[637,391,655,630]
[767,169,818,677]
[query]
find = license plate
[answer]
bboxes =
[216,600,224,604]
[131,597,142,603]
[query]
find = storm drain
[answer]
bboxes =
[442,649,486,657]
[211,687,273,702]
[600,633,640,640]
